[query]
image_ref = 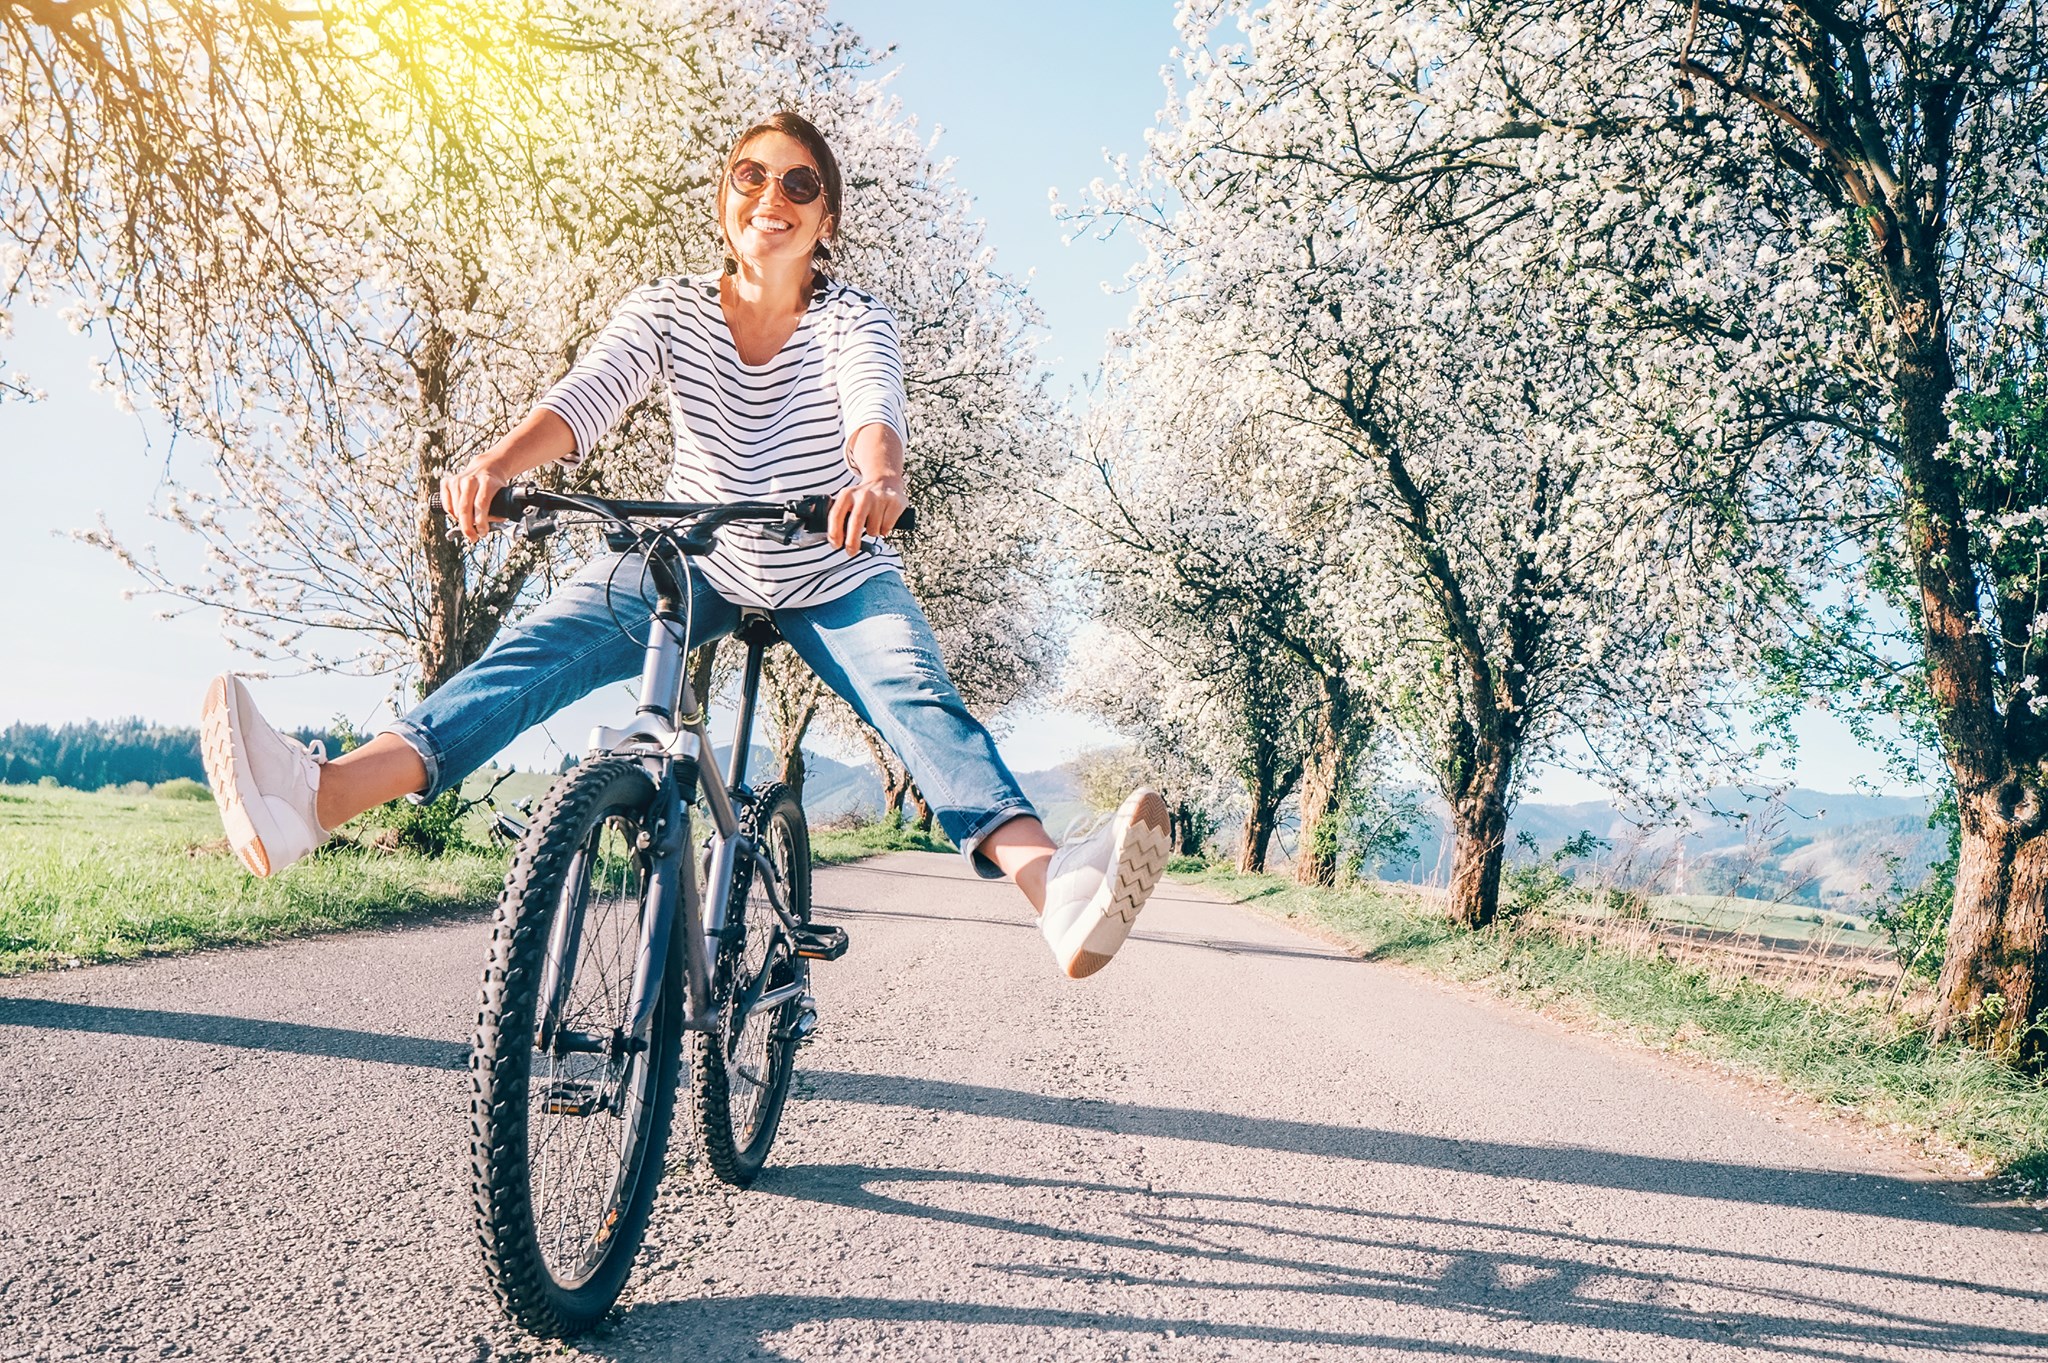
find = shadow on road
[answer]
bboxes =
[578,1158,2041,1362]
[797,1069,2016,1231]
[820,901,1353,964]
[0,997,468,1069]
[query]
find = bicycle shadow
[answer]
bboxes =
[0,996,469,1069]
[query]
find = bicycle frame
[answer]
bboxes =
[533,542,794,1050]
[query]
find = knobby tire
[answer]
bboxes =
[692,782,810,1186]
[469,758,683,1337]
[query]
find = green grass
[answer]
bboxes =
[0,783,507,973]
[811,814,953,865]
[1177,862,2048,1194]
[0,773,958,976]
[1632,892,1880,943]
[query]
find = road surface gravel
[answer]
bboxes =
[2,851,2044,1361]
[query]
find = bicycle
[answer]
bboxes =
[465,484,911,1336]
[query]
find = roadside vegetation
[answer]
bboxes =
[1170,856,2048,1195]
[0,774,958,974]
[811,812,953,865]
[0,783,505,974]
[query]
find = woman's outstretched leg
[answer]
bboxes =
[777,573,1172,977]
[202,552,735,878]
[316,734,429,829]
[978,816,1057,910]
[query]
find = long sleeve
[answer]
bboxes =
[835,296,908,449]
[538,285,668,462]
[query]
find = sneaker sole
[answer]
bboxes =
[201,675,273,878]
[1060,789,1172,979]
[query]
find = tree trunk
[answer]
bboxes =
[768,665,821,803]
[1447,748,1513,929]
[909,784,934,835]
[412,324,468,696]
[1294,674,1360,887]
[859,724,910,821]
[1237,785,1281,873]
[1172,799,1206,857]
[1885,319,2048,1058]
[1937,790,2048,1061]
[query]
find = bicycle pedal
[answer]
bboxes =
[540,1080,599,1116]
[792,924,849,961]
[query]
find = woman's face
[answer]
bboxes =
[722,130,833,271]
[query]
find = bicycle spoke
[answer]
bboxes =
[525,811,652,1285]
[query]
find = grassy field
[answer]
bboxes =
[1176,861,2048,1195]
[0,777,952,976]
[0,783,507,973]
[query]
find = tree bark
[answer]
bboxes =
[1447,744,1513,929]
[1237,771,1287,873]
[413,322,468,696]
[909,783,934,835]
[859,724,910,821]
[1890,322,2048,1057]
[1939,790,2048,1061]
[1294,674,1360,887]
[767,664,822,803]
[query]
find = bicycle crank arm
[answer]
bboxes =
[736,978,807,1028]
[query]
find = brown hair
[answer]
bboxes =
[717,111,843,289]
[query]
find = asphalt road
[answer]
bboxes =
[2,852,2044,1362]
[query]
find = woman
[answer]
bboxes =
[200,112,1169,979]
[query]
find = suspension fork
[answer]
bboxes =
[536,851,592,1052]
[627,774,718,1037]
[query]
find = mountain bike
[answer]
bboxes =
[465,484,910,1337]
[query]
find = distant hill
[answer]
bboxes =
[758,746,1090,836]
[1378,786,1942,912]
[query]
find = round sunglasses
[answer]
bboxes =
[728,158,824,205]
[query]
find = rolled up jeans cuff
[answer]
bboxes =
[381,720,449,803]
[954,800,1038,881]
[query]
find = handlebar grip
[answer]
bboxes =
[789,496,918,535]
[488,485,526,520]
[792,494,832,532]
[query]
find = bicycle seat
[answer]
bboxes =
[736,609,782,647]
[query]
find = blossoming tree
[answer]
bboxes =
[1243,0,2048,1053]
[1081,0,1760,925]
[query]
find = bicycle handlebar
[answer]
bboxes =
[487,485,916,535]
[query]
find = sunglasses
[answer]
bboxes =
[728,158,824,205]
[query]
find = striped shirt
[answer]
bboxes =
[539,274,908,609]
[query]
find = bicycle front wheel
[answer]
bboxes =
[693,782,810,1186]
[470,758,684,1337]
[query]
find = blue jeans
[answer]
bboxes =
[386,555,1037,877]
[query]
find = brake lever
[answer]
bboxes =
[777,525,894,554]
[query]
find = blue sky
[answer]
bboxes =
[0,0,1901,797]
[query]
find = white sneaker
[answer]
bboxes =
[1040,787,1173,979]
[200,674,330,878]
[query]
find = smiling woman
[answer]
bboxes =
[199,109,1175,985]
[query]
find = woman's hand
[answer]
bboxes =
[828,474,909,556]
[441,461,510,544]
[441,409,579,543]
